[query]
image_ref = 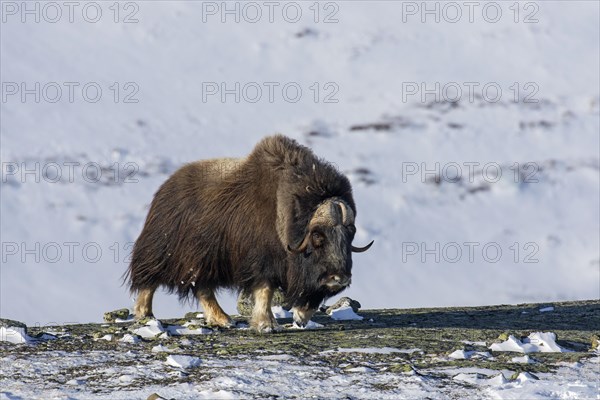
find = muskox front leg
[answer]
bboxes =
[196,289,235,328]
[292,305,316,328]
[250,284,281,333]
[134,287,156,319]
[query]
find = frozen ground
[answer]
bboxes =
[2,348,597,400]
[1,2,599,333]
[1,301,599,399]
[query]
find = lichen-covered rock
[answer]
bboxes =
[497,332,510,342]
[184,311,203,320]
[103,308,130,323]
[237,291,253,317]
[0,318,27,330]
[237,288,286,316]
[0,319,31,344]
[324,297,362,314]
[136,316,155,325]
[591,334,599,350]
[147,393,173,400]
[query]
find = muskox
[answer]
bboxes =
[125,135,373,332]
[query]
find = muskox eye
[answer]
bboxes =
[311,231,325,248]
[347,224,356,235]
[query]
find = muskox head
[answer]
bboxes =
[285,198,373,309]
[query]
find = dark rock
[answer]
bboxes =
[324,297,362,314]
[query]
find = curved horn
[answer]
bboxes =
[287,233,312,254]
[351,240,374,253]
[311,201,339,227]
[336,202,347,225]
[335,200,355,226]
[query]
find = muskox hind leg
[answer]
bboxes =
[250,283,281,333]
[134,287,156,319]
[196,289,235,328]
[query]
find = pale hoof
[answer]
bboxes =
[206,317,236,329]
[252,320,282,334]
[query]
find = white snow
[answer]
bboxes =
[490,332,571,353]
[433,357,600,398]
[448,349,492,360]
[118,334,140,344]
[1,2,598,327]
[165,355,202,369]
[0,326,32,344]
[115,316,135,323]
[271,306,293,319]
[166,324,213,336]
[292,320,324,330]
[515,371,540,383]
[66,378,86,386]
[461,340,487,347]
[134,320,210,339]
[539,306,555,312]
[453,372,508,387]
[118,375,135,384]
[448,349,470,359]
[1,2,599,398]
[132,319,165,339]
[0,347,597,399]
[151,344,173,353]
[511,355,535,364]
[345,366,376,373]
[258,354,295,361]
[329,306,364,321]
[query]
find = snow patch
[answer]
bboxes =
[195,389,238,399]
[115,316,135,323]
[490,332,571,353]
[258,354,295,361]
[66,378,86,386]
[166,324,213,336]
[329,306,363,321]
[132,319,165,339]
[511,355,535,364]
[515,372,539,383]
[118,375,135,384]
[448,350,492,360]
[152,344,174,353]
[346,366,376,373]
[271,306,293,319]
[461,340,487,347]
[292,320,324,330]
[0,326,32,344]
[165,355,201,369]
[453,372,508,387]
[119,334,140,344]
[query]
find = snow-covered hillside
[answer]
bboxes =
[1,1,599,326]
